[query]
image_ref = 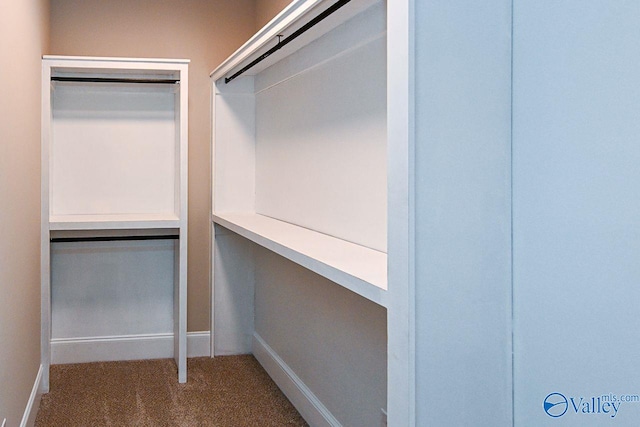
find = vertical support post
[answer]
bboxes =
[387,0,415,424]
[175,63,189,383]
[174,233,187,383]
[40,60,52,393]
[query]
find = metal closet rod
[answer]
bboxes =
[51,235,179,243]
[225,0,352,84]
[51,76,179,84]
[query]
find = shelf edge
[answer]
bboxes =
[213,213,387,307]
[49,218,182,231]
[43,55,190,64]
[209,0,325,81]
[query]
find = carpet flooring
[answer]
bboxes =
[35,356,308,426]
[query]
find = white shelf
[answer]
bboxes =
[210,0,388,360]
[42,56,189,385]
[43,55,190,65]
[213,213,387,307]
[49,213,181,231]
[210,0,381,82]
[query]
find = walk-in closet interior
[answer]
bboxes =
[37,0,407,425]
[210,0,390,424]
[4,0,639,426]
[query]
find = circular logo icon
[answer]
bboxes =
[544,393,568,417]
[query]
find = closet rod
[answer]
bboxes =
[51,77,179,84]
[51,235,179,243]
[224,0,352,84]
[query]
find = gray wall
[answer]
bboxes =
[413,0,513,425]
[513,1,640,425]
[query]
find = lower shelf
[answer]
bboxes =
[49,213,181,231]
[213,212,387,306]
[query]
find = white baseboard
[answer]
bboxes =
[51,331,211,364]
[186,331,211,357]
[20,364,43,427]
[252,333,341,427]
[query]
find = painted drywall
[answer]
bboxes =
[51,240,175,340]
[254,3,387,252]
[212,231,256,356]
[413,0,513,425]
[254,248,387,426]
[255,0,292,30]
[49,0,257,332]
[513,2,640,425]
[0,0,50,424]
[212,228,387,425]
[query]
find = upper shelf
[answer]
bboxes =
[44,56,188,228]
[210,0,381,83]
[43,55,190,64]
[44,56,190,77]
[213,213,387,307]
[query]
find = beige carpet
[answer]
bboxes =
[36,356,308,426]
